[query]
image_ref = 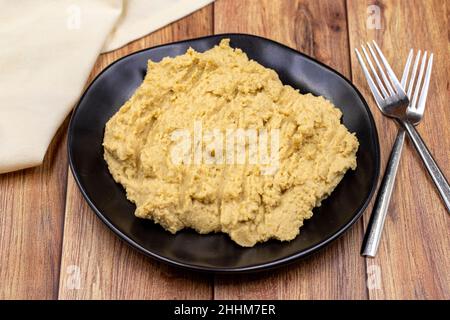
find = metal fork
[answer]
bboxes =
[358,48,431,257]
[355,42,450,257]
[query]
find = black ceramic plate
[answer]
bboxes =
[68,34,380,273]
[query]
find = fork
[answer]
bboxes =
[358,48,432,257]
[355,41,450,256]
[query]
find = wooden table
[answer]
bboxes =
[1,0,449,300]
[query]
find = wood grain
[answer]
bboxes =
[347,0,450,299]
[213,0,368,299]
[57,5,214,300]
[0,120,68,299]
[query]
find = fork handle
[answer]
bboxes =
[361,128,406,257]
[402,120,450,213]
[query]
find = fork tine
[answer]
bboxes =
[407,50,421,98]
[372,41,406,96]
[355,48,384,108]
[361,45,389,98]
[416,53,433,115]
[410,52,428,109]
[367,42,396,96]
[401,49,413,90]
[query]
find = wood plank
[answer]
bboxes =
[347,0,450,299]
[58,5,214,300]
[213,0,368,299]
[0,120,68,299]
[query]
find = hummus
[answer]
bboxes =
[103,39,359,247]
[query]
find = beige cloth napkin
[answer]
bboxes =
[0,0,213,174]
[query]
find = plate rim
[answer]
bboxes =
[68,33,381,273]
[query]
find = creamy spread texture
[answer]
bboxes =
[103,39,359,247]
